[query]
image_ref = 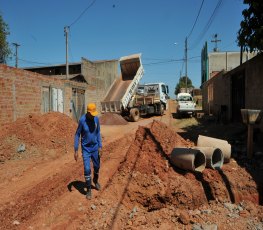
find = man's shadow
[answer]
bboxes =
[67,180,96,195]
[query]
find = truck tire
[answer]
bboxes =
[160,104,165,116]
[130,108,140,122]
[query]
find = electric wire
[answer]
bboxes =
[190,0,223,50]
[144,56,200,66]
[17,58,63,66]
[69,0,97,28]
[187,0,205,39]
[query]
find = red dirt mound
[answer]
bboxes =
[0,112,77,162]
[99,113,128,125]
[79,120,263,229]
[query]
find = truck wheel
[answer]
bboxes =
[130,108,140,122]
[160,104,165,116]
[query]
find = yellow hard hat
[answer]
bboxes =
[87,103,98,116]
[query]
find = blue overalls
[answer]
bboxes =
[74,114,102,189]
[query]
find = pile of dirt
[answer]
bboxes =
[78,120,263,229]
[0,112,77,162]
[1,114,263,229]
[99,113,128,125]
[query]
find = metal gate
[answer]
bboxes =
[52,88,64,112]
[41,86,64,113]
[71,88,85,121]
[232,72,245,122]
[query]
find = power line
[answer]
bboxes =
[187,0,205,39]
[144,59,184,66]
[18,58,62,66]
[190,0,223,50]
[143,56,200,66]
[69,0,97,27]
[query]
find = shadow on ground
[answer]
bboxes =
[174,115,263,205]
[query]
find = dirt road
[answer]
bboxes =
[0,100,263,230]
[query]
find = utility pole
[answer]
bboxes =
[211,34,221,52]
[12,43,20,68]
[185,37,188,93]
[64,26,69,79]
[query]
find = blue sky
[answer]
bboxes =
[1,0,246,97]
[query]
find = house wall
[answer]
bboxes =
[244,54,263,110]
[202,71,231,118]
[81,58,119,111]
[0,64,89,125]
[202,53,263,130]
[208,52,257,79]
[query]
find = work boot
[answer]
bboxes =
[94,182,101,191]
[86,188,92,200]
[93,173,101,191]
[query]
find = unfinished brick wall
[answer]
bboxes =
[0,65,89,125]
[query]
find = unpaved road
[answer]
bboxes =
[0,100,263,230]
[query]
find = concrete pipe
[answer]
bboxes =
[193,146,224,169]
[170,148,206,172]
[197,135,231,163]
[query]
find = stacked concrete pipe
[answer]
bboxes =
[170,148,206,172]
[197,135,231,163]
[193,146,224,169]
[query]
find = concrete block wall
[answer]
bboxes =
[81,58,119,113]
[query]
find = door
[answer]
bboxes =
[232,72,245,122]
[51,88,64,113]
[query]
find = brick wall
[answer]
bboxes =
[0,64,89,125]
[202,53,263,131]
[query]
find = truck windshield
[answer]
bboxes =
[178,96,192,101]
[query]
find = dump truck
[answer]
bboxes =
[101,53,169,121]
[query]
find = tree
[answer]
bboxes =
[0,14,11,64]
[237,0,263,53]
[174,76,194,95]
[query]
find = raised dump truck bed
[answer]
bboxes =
[101,53,144,113]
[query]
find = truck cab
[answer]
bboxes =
[176,93,196,117]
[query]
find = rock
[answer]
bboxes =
[227,213,239,218]
[192,224,202,230]
[224,202,237,212]
[17,143,26,153]
[179,210,190,225]
[201,209,213,215]
[91,204,96,210]
[202,224,218,230]
[12,220,20,225]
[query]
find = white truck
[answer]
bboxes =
[100,53,169,121]
[176,92,196,117]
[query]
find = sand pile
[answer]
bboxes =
[99,113,128,125]
[0,112,77,162]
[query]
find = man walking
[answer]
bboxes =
[74,103,102,200]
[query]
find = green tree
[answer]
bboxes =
[0,14,11,64]
[174,76,194,95]
[237,0,263,53]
